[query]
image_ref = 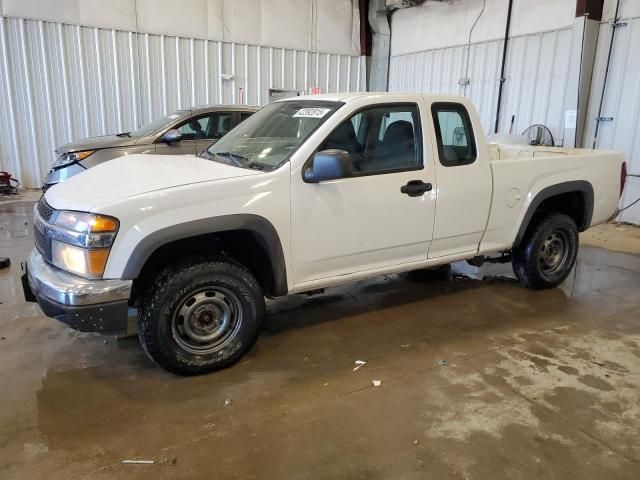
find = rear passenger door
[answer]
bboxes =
[291,102,437,285]
[427,102,492,258]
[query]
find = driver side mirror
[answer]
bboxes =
[303,149,353,183]
[162,129,182,144]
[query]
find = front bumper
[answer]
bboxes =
[23,249,132,334]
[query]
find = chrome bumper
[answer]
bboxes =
[27,249,131,306]
[25,249,133,333]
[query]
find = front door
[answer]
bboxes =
[155,112,235,155]
[291,102,436,286]
[194,111,235,153]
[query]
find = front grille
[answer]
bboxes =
[37,197,54,222]
[35,197,54,262]
[34,218,52,261]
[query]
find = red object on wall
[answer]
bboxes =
[0,171,19,194]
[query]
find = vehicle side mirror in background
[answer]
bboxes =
[162,129,182,144]
[303,149,353,183]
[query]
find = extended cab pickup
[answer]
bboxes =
[23,93,627,375]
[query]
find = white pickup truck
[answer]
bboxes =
[23,93,626,375]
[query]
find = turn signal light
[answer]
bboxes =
[90,216,119,232]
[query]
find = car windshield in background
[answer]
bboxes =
[201,101,343,171]
[128,110,188,138]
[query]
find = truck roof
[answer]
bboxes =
[279,92,469,103]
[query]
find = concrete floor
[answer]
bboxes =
[1,191,640,480]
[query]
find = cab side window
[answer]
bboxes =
[318,104,422,175]
[177,113,233,140]
[431,103,476,167]
[207,113,233,138]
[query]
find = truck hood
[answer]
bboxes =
[56,134,141,154]
[45,154,262,211]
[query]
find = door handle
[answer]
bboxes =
[400,180,432,197]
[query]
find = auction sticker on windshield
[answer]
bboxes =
[293,108,331,118]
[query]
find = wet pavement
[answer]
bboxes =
[1,191,640,479]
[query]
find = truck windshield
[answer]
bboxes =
[128,110,189,138]
[201,101,342,171]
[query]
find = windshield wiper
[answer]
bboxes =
[202,150,267,171]
[216,151,263,169]
[116,132,131,137]
[214,151,249,163]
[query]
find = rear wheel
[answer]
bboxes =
[512,213,578,289]
[138,257,264,375]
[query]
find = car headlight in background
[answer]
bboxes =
[48,211,119,278]
[52,150,95,169]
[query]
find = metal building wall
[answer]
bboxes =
[0,17,366,188]
[389,26,577,143]
[389,38,502,133]
[583,14,640,225]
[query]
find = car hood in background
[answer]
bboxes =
[55,134,143,154]
[44,154,262,211]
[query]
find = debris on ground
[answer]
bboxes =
[372,380,382,387]
[170,458,178,466]
[400,344,411,348]
[353,360,367,372]
[121,460,155,464]
[435,360,448,367]
[413,440,419,445]
[224,398,233,406]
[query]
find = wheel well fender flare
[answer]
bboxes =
[121,214,288,296]
[514,180,594,247]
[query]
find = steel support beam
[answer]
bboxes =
[367,0,390,92]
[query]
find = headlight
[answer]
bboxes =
[52,150,95,169]
[48,211,119,278]
[51,241,110,278]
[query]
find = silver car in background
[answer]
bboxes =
[44,105,258,190]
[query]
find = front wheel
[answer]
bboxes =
[138,257,264,375]
[512,213,578,290]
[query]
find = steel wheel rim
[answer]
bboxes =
[538,230,569,276]
[171,286,243,355]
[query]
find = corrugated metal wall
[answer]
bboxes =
[583,15,640,225]
[389,27,577,144]
[499,27,577,144]
[0,16,366,188]
[389,38,502,133]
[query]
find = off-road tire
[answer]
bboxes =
[138,257,264,376]
[512,213,578,290]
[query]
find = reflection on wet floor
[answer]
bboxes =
[1,192,640,479]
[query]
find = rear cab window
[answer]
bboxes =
[431,102,477,167]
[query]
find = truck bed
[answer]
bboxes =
[488,144,613,161]
[480,143,625,255]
